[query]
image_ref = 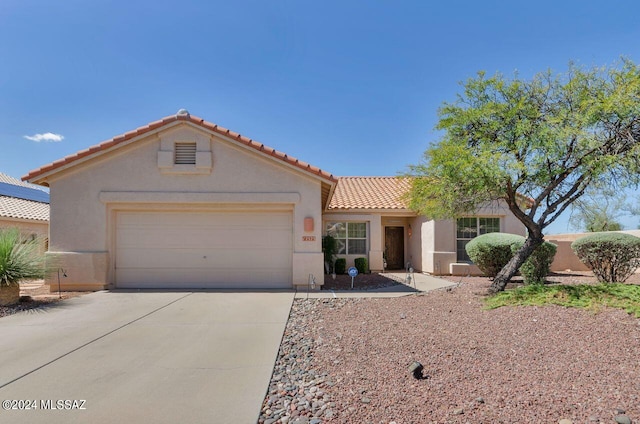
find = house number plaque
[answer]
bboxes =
[302,236,316,241]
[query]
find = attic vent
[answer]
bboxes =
[174,142,197,165]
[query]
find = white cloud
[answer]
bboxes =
[24,132,64,142]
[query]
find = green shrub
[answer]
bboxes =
[485,283,640,317]
[466,233,524,277]
[354,257,368,274]
[516,240,557,285]
[334,258,346,275]
[466,232,556,283]
[571,232,640,283]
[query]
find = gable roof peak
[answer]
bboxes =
[23,113,337,184]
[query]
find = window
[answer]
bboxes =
[325,222,367,255]
[174,142,197,165]
[456,217,500,262]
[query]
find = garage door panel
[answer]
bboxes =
[117,268,292,288]
[118,229,291,250]
[116,247,292,269]
[118,211,291,228]
[115,211,293,289]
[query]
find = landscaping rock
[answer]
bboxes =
[260,274,640,423]
[615,416,632,424]
[259,299,335,424]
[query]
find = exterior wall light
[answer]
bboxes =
[304,217,314,232]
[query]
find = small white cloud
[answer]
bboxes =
[24,132,64,142]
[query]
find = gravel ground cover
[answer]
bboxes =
[0,280,86,318]
[322,273,403,291]
[261,272,640,423]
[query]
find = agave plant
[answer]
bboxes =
[0,229,45,305]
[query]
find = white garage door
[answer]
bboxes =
[115,210,293,289]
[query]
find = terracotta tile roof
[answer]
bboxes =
[23,112,337,184]
[328,177,535,211]
[0,196,49,221]
[328,177,412,210]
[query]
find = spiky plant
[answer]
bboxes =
[0,229,46,306]
[0,229,45,286]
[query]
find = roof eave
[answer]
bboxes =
[324,208,417,215]
[23,120,181,185]
[207,123,338,185]
[0,214,49,223]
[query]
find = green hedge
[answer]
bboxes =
[572,232,640,283]
[466,232,556,284]
[334,258,346,275]
[466,233,524,277]
[354,257,368,274]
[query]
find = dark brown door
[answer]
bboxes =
[385,227,404,270]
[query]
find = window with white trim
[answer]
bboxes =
[325,222,367,255]
[456,217,500,262]
[174,142,197,165]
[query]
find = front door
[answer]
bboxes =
[385,227,404,270]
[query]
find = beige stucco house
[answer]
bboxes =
[325,177,526,276]
[0,172,49,251]
[24,111,527,291]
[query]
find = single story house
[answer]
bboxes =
[0,172,49,252]
[23,110,526,291]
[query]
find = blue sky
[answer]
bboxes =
[1,0,639,233]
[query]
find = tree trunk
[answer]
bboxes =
[489,235,544,293]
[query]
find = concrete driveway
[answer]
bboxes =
[0,290,294,424]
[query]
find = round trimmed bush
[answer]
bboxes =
[465,233,524,277]
[571,232,640,283]
[334,258,346,275]
[466,232,556,284]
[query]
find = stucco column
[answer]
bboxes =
[293,203,324,289]
[369,215,384,271]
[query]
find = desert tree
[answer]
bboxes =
[569,186,627,232]
[406,60,640,292]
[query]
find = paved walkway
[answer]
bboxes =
[295,272,456,298]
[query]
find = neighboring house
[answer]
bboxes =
[0,172,49,252]
[23,110,526,291]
